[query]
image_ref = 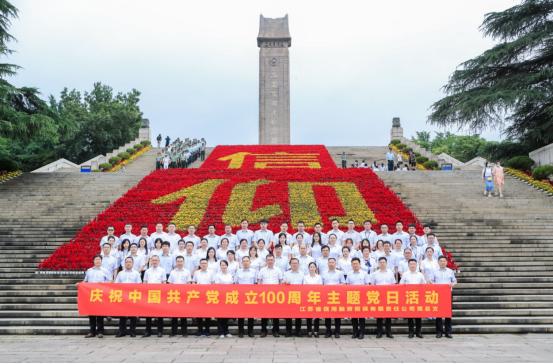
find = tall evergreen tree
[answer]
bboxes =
[428,0,553,153]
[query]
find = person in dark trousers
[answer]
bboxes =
[157,134,162,148]
[428,256,457,338]
[165,136,171,147]
[115,257,142,337]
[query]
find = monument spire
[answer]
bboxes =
[258,14,291,145]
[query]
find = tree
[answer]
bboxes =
[428,0,553,154]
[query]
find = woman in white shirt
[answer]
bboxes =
[236,239,250,268]
[256,239,269,262]
[277,233,291,259]
[420,247,440,282]
[291,234,305,257]
[137,238,150,270]
[217,238,231,261]
[206,247,219,273]
[223,250,239,276]
[119,239,131,265]
[149,238,163,261]
[326,234,342,260]
[302,262,323,338]
[370,240,385,261]
[337,246,353,278]
[215,260,234,339]
[309,232,323,259]
[248,246,264,271]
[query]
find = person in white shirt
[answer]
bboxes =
[182,224,201,250]
[359,220,377,249]
[275,233,292,259]
[163,154,170,169]
[313,223,328,245]
[341,220,361,247]
[359,247,376,274]
[135,225,152,251]
[192,259,215,338]
[118,239,131,267]
[256,239,270,262]
[398,248,419,277]
[100,225,120,249]
[381,241,398,281]
[401,166,408,171]
[235,256,258,337]
[292,221,311,247]
[249,245,265,271]
[101,236,120,264]
[400,259,426,338]
[337,246,353,278]
[391,239,404,262]
[370,257,396,339]
[327,219,344,242]
[203,247,218,273]
[408,236,423,262]
[428,256,457,338]
[273,244,291,273]
[283,258,305,337]
[258,255,283,337]
[215,260,234,339]
[203,224,220,250]
[370,240,385,261]
[196,238,209,260]
[128,243,145,274]
[421,247,440,282]
[172,240,187,260]
[224,250,239,276]
[327,234,342,260]
[136,237,150,270]
[309,232,324,260]
[100,243,118,281]
[150,223,168,250]
[143,255,167,338]
[297,244,315,275]
[372,162,379,171]
[303,262,322,338]
[119,223,137,250]
[115,257,142,337]
[420,224,440,245]
[168,255,191,338]
[316,246,331,275]
[182,241,198,278]
[291,233,306,258]
[270,222,292,250]
[376,223,393,245]
[253,219,273,249]
[219,224,238,251]
[236,219,254,249]
[236,239,250,268]
[322,258,345,338]
[346,258,370,339]
[407,224,423,247]
[216,238,232,262]
[422,234,442,261]
[165,223,181,253]
[392,221,410,249]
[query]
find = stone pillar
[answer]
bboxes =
[390,117,403,141]
[258,14,291,145]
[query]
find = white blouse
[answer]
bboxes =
[215,271,234,285]
[309,244,322,259]
[303,274,323,285]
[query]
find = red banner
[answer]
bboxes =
[78,283,451,318]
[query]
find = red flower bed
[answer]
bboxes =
[39,145,458,271]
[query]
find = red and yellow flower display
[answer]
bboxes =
[39,145,458,271]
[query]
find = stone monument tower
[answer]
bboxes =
[258,14,291,145]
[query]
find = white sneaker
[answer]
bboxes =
[484,191,487,195]
[225,334,233,338]
[488,194,493,198]
[499,194,504,198]
[219,335,225,339]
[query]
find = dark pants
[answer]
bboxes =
[201,151,205,161]
[341,160,346,169]
[436,318,452,334]
[352,318,365,335]
[171,317,187,335]
[376,318,392,335]
[238,318,254,335]
[217,318,229,336]
[118,316,136,335]
[89,316,104,334]
[197,318,211,335]
[145,317,164,334]
[306,318,319,333]
[408,318,422,334]
[261,318,279,333]
[387,160,394,171]
[156,161,161,170]
[325,318,341,334]
[285,318,302,334]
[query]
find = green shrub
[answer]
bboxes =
[423,160,438,169]
[141,140,151,146]
[390,139,400,145]
[91,169,101,172]
[0,157,19,172]
[118,152,131,160]
[414,152,421,157]
[134,144,144,150]
[508,156,535,170]
[109,156,121,165]
[396,143,406,150]
[99,163,112,170]
[532,165,553,180]
[126,148,137,155]
[403,147,412,153]
[434,166,442,170]
[416,156,429,164]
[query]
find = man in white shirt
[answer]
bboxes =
[168,256,191,338]
[427,255,457,339]
[253,219,273,249]
[326,219,344,242]
[128,243,145,273]
[376,223,393,245]
[292,221,311,246]
[273,244,291,273]
[115,256,142,337]
[192,259,215,338]
[134,225,152,251]
[316,246,331,275]
[100,243,118,281]
[165,223,181,253]
[203,224,220,250]
[270,222,293,249]
[322,258,345,338]
[346,258,370,339]
[391,239,404,262]
[359,220,377,249]
[420,224,440,245]
[313,223,328,245]
[341,220,361,247]
[219,224,238,250]
[407,224,423,247]
[150,222,168,250]
[422,234,442,261]
[182,225,201,250]
[392,221,410,249]
[182,241,198,278]
[381,241,398,281]
[258,255,282,337]
[398,248,419,277]
[283,258,305,337]
[119,223,137,249]
[142,255,167,338]
[236,219,254,249]
[101,236,120,263]
[100,225,120,249]
[370,257,396,339]
[235,257,258,338]
[400,259,426,339]
[297,244,315,275]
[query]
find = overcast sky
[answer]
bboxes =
[10,0,516,146]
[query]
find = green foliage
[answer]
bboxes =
[414,152,421,157]
[99,163,112,170]
[416,156,429,164]
[508,155,535,170]
[126,148,136,155]
[434,166,442,170]
[140,140,151,146]
[390,139,400,145]
[0,156,17,171]
[108,156,121,165]
[428,0,553,152]
[533,165,553,180]
[117,152,130,160]
[396,143,406,150]
[403,147,412,153]
[91,169,101,172]
[410,131,431,150]
[413,130,495,162]
[423,160,439,169]
[134,144,143,150]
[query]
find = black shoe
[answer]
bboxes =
[130,333,136,338]
[416,333,424,339]
[183,334,188,338]
[142,332,151,338]
[314,333,319,338]
[296,331,303,338]
[324,332,332,338]
[358,333,364,340]
[169,334,176,338]
[408,332,414,338]
[260,332,267,338]
[248,333,254,338]
[106,316,112,321]
[436,332,442,338]
[115,333,126,338]
[376,333,382,339]
[386,334,394,339]
[307,333,312,338]
[351,332,358,339]
[334,333,340,339]
[157,332,163,338]
[285,332,292,338]
[273,332,280,338]
[445,333,453,339]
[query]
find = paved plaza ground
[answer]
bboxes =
[0,334,550,362]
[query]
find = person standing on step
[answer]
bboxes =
[400,259,426,338]
[346,258,370,339]
[482,161,495,198]
[370,257,396,339]
[115,257,142,337]
[215,260,234,339]
[235,256,257,338]
[258,255,283,337]
[192,259,215,337]
[168,255,191,338]
[157,134,162,148]
[142,255,167,337]
[408,150,417,171]
[101,243,118,282]
[303,262,322,337]
[76,254,113,338]
[165,135,171,147]
[163,154,170,170]
[428,255,457,338]
[283,258,305,337]
[494,160,505,197]
[341,151,347,169]
[386,147,395,172]
[200,143,206,161]
[156,152,162,170]
[322,258,345,338]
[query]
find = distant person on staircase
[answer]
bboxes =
[408,151,417,171]
[482,162,495,198]
[494,161,504,198]
[341,152,347,169]
[163,154,170,170]
[386,147,395,171]
[155,153,162,170]
[165,136,171,147]
[157,134,162,148]
[201,143,206,161]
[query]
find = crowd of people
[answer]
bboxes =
[339,149,415,171]
[155,138,206,170]
[79,219,456,340]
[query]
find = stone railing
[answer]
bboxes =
[529,142,553,168]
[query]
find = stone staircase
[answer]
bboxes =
[1,146,552,335]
